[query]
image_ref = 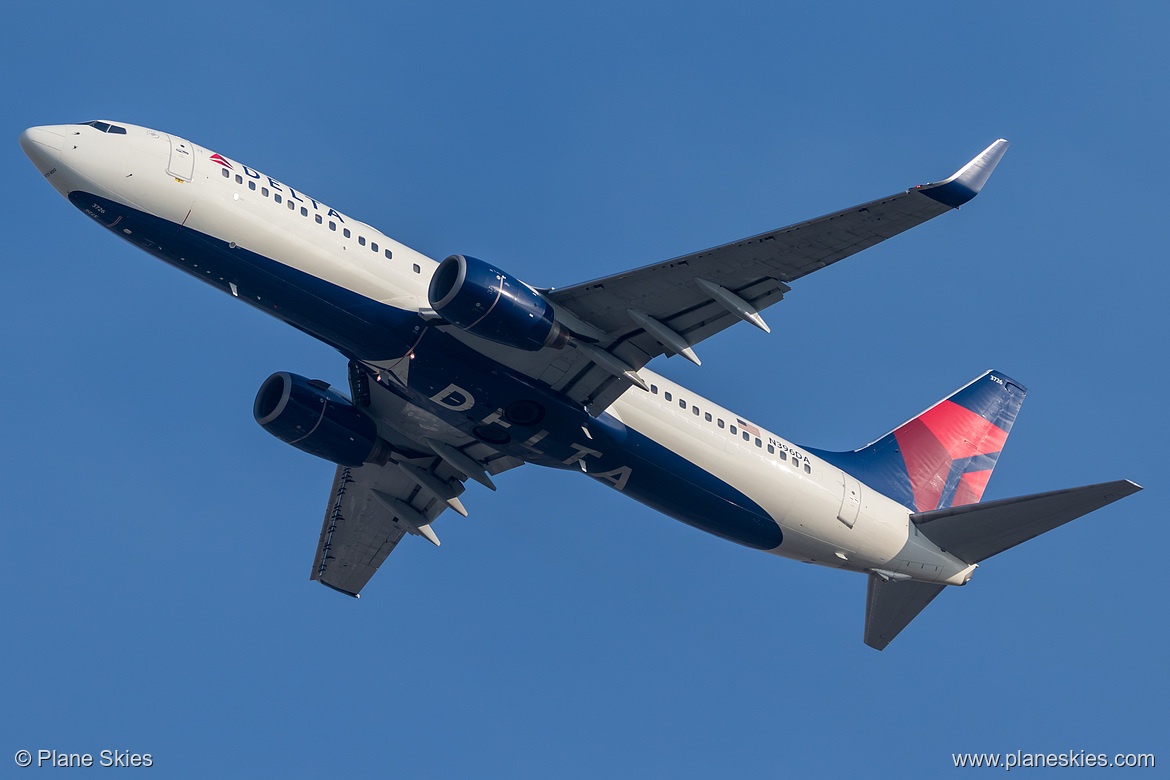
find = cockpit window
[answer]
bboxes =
[80,120,126,135]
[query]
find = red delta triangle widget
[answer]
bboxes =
[894,399,1009,511]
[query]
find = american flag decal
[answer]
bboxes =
[737,418,761,437]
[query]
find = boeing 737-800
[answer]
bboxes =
[19,120,1140,649]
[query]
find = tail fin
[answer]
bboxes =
[809,370,1027,512]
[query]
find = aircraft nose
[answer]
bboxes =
[19,125,65,172]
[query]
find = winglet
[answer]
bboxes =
[918,139,1010,208]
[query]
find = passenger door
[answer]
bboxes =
[166,134,195,181]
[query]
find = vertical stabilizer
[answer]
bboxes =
[809,371,1026,512]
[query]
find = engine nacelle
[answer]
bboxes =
[254,372,388,467]
[428,254,567,351]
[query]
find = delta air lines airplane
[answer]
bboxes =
[19,121,1140,649]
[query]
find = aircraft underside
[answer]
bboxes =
[22,121,1140,649]
[75,188,785,551]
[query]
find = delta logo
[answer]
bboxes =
[209,153,232,169]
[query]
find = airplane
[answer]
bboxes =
[19,120,1141,649]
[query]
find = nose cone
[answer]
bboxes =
[19,125,65,172]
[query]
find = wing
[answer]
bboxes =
[537,139,1010,412]
[309,366,524,597]
[310,457,468,596]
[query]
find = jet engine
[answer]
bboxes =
[428,254,568,351]
[254,372,389,467]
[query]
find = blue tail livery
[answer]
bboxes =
[809,371,1027,512]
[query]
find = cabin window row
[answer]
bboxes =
[648,384,811,473]
[222,166,418,270]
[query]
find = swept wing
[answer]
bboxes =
[518,140,1010,412]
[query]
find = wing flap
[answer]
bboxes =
[310,458,469,596]
[544,140,1008,398]
[550,188,954,337]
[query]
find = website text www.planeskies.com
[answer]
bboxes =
[952,750,1154,770]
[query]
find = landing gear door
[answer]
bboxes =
[166,135,195,181]
[838,473,862,528]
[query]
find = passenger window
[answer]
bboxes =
[248,181,256,191]
[344,228,351,238]
[679,399,686,409]
[287,201,295,210]
[371,243,378,252]
[779,451,787,461]
[315,215,323,224]
[650,385,658,394]
[221,168,229,178]
[329,222,337,231]
[692,406,700,416]
[261,187,269,197]
[755,438,762,447]
[359,236,366,246]
[717,419,725,429]
[664,392,672,401]
[300,207,308,216]
[804,463,811,473]
[743,431,750,441]
[704,412,712,422]
[413,263,420,273]
[384,249,393,259]
[274,194,282,203]
[767,444,775,454]
[730,425,737,435]
[235,175,243,184]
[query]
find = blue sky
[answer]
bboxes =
[2,1,1165,776]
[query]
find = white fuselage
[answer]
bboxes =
[21,121,975,587]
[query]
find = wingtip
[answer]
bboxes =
[316,579,362,598]
[919,138,1010,209]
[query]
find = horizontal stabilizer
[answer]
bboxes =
[912,480,1142,565]
[864,575,946,651]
